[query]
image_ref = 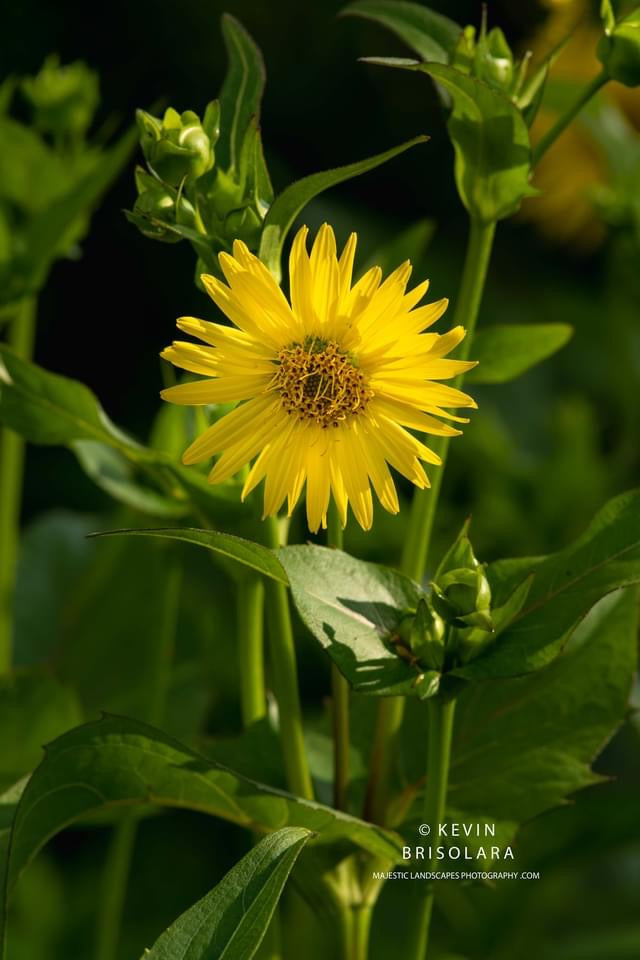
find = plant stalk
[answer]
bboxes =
[95,554,182,960]
[0,298,37,674]
[366,218,495,827]
[328,504,350,810]
[237,575,267,726]
[408,698,456,959]
[531,69,609,166]
[264,515,313,800]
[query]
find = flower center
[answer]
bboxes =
[272,336,372,428]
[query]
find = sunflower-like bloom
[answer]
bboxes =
[161,224,477,532]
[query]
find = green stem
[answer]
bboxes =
[366,219,495,827]
[0,298,37,674]
[351,905,372,960]
[264,515,313,800]
[237,575,267,727]
[328,504,350,810]
[95,553,182,960]
[531,69,609,166]
[408,698,456,960]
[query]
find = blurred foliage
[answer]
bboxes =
[0,0,639,958]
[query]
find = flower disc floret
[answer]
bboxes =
[160,223,478,532]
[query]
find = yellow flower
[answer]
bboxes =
[161,224,476,532]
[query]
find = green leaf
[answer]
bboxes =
[457,489,640,679]
[142,828,310,960]
[449,588,638,824]
[0,348,240,517]
[257,137,428,279]
[218,15,266,173]
[279,545,424,696]
[93,528,289,585]
[341,0,461,65]
[0,716,402,941]
[367,61,533,222]
[467,323,573,384]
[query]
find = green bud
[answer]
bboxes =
[130,169,196,243]
[430,566,493,631]
[21,55,99,139]
[409,598,446,672]
[598,9,640,87]
[474,27,514,91]
[225,205,262,249]
[137,106,215,186]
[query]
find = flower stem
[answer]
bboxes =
[265,515,313,800]
[328,504,350,810]
[0,298,37,675]
[365,218,495,827]
[237,575,267,726]
[95,553,182,960]
[531,69,609,166]
[408,698,456,960]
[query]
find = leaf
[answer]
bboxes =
[279,545,424,696]
[367,61,533,222]
[341,0,461,65]
[457,489,640,679]
[257,137,427,279]
[142,828,310,960]
[467,323,573,384]
[0,348,241,517]
[93,528,289,585]
[0,716,402,940]
[217,15,266,173]
[448,588,639,824]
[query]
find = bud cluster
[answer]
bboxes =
[20,55,99,142]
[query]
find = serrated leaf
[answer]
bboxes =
[257,137,427,280]
[0,716,402,945]
[467,323,573,384]
[142,828,310,960]
[218,15,266,173]
[449,589,638,823]
[279,545,425,696]
[93,528,289,585]
[368,60,533,221]
[342,0,461,64]
[457,489,640,679]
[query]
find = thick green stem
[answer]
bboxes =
[366,219,495,828]
[328,504,350,810]
[265,516,313,800]
[408,699,456,959]
[237,575,267,727]
[0,298,37,674]
[531,69,609,166]
[351,905,372,960]
[95,554,182,960]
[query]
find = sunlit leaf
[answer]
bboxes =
[217,14,266,173]
[142,828,310,960]
[341,0,461,64]
[467,323,573,384]
[258,137,427,279]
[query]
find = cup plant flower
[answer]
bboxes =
[1,7,640,960]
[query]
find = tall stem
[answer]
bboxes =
[96,554,182,960]
[531,69,608,166]
[328,504,350,810]
[366,219,495,827]
[264,515,313,800]
[408,698,456,959]
[0,298,37,674]
[237,575,267,726]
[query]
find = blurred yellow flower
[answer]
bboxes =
[161,224,476,532]
[523,0,640,250]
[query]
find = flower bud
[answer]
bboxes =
[598,9,640,87]
[21,55,99,139]
[409,598,446,672]
[474,27,514,91]
[130,169,196,243]
[430,566,493,632]
[137,106,215,186]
